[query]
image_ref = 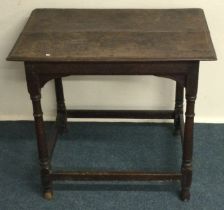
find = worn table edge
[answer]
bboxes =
[6,56,217,62]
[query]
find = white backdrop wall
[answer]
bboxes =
[0,0,223,122]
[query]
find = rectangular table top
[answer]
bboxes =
[7,9,216,62]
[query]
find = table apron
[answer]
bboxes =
[25,61,197,75]
[25,61,199,88]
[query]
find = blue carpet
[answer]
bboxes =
[0,122,223,210]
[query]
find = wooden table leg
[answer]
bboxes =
[55,78,67,134]
[174,82,184,135]
[25,69,53,200]
[181,64,199,201]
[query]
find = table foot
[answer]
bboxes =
[43,190,53,200]
[180,189,190,201]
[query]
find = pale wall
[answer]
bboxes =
[0,0,223,122]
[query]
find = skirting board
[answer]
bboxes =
[0,115,223,123]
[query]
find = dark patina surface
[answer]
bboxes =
[7,9,216,62]
[7,9,216,201]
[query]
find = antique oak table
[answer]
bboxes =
[7,9,216,201]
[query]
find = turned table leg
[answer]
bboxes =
[181,65,199,201]
[55,78,67,133]
[25,69,53,200]
[174,82,184,134]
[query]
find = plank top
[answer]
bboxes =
[7,9,216,62]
